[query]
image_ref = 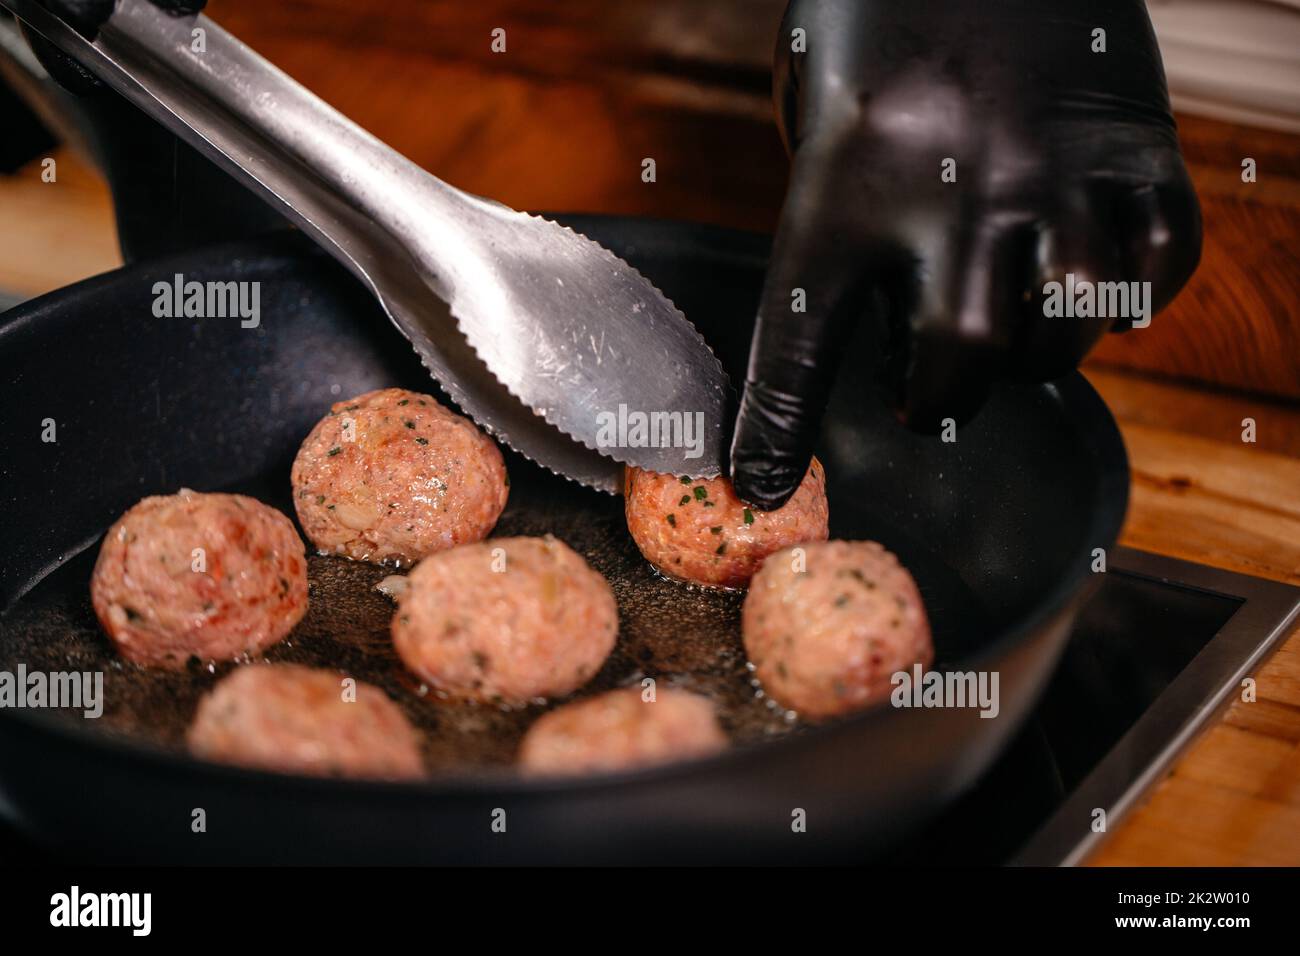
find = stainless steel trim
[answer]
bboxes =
[1011,546,1300,866]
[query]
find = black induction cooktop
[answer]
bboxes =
[2,547,1296,866]
[884,546,1300,865]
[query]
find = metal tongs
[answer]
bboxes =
[5,0,730,492]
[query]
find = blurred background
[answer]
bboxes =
[0,0,1297,401]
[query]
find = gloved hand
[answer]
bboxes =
[730,0,1201,510]
[23,0,205,94]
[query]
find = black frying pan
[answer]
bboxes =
[0,216,1127,863]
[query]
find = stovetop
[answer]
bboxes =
[3,547,1296,866]
[887,546,1300,865]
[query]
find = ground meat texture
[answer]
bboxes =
[90,489,308,669]
[624,460,829,589]
[188,664,423,780]
[742,540,932,720]
[391,535,617,704]
[290,387,508,566]
[519,686,727,776]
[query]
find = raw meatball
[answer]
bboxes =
[291,387,508,566]
[519,686,727,776]
[742,540,932,720]
[188,664,423,780]
[90,489,308,669]
[624,460,829,589]
[391,535,617,704]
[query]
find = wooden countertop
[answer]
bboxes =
[1,0,1296,864]
[1080,368,1300,866]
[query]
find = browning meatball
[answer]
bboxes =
[291,387,508,566]
[90,489,308,669]
[624,460,829,589]
[519,685,727,776]
[391,535,617,704]
[188,664,423,780]
[742,540,932,720]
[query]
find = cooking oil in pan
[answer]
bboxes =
[0,458,802,774]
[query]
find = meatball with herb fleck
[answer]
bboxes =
[291,387,508,566]
[519,686,727,776]
[90,489,308,669]
[188,664,423,780]
[624,461,829,589]
[742,540,932,720]
[391,535,617,704]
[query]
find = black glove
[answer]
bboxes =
[24,0,205,94]
[730,0,1201,510]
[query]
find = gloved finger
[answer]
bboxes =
[1110,173,1202,324]
[887,211,1031,432]
[730,144,886,511]
[1013,189,1123,380]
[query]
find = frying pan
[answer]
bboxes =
[0,216,1128,864]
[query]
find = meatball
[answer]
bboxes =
[624,460,829,589]
[188,664,423,780]
[291,387,508,566]
[519,686,727,776]
[90,489,308,669]
[391,535,617,704]
[742,540,932,720]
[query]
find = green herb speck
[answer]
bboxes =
[743,508,755,525]
[693,486,707,501]
[666,514,676,527]
[679,495,690,506]
[415,437,429,445]
[327,446,341,456]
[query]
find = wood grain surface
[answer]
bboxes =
[0,0,1297,865]
[1083,367,1300,867]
